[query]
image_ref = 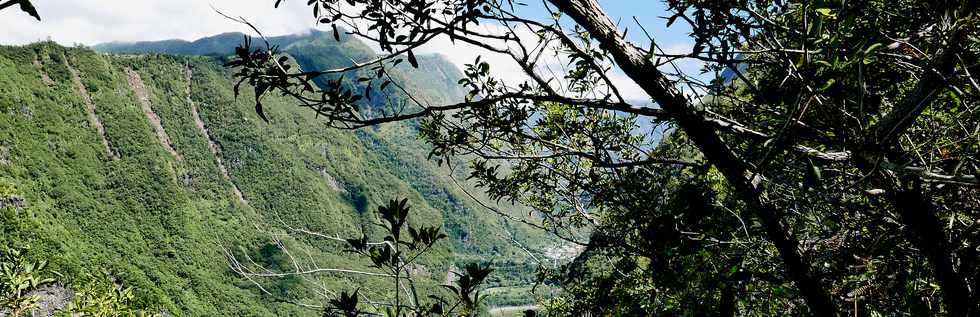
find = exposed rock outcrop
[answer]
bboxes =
[0,284,72,317]
[320,168,344,192]
[27,284,73,317]
[403,263,430,278]
[0,196,26,208]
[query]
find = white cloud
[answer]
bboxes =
[0,0,313,46]
[414,22,658,101]
[414,24,530,89]
[606,71,648,102]
[660,42,692,55]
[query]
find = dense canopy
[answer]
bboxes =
[229,0,980,315]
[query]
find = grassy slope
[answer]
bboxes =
[0,38,546,315]
[98,30,551,261]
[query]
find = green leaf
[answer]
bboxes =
[864,42,884,55]
[817,78,836,92]
[862,43,884,64]
[815,8,836,17]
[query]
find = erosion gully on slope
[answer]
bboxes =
[32,57,55,86]
[184,64,247,204]
[63,58,116,159]
[124,67,182,162]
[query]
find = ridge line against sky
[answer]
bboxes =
[1,0,703,101]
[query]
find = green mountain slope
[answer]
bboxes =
[0,36,545,315]
[95,30,465,106]
[95,30,545,257]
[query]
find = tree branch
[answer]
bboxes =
[546,0,839,314]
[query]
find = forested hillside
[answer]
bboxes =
[95,30,465,107]
[0,33,546,315]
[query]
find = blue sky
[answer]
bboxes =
[519,0,694,49]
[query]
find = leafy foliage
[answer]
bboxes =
[1,245,159,317]
[324,198,492,317]
[233,0,980,315]
[0,37,545,316]
[0,245,53,317]
[60,270,160,317]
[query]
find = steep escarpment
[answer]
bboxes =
[64,57,115,158]
[184,64,246,204]
[124,67,181,161]
[99,30,551,257]
[0,37,545,315]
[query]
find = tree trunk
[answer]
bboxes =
[547,0,839,315]
[886,179,976,316]
[858,16,976,314]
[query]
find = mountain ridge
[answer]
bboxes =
[0,32,545,315]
